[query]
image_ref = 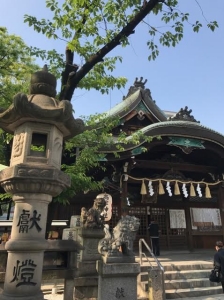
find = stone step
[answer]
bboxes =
[142,278,219,291]
[165,286,223,299]
[138,258,217,299]
[140,269,211,282]
[173,293,224,300]
[165,278,219,289]
[165,269,211,280]
[141,278,218,293]
[140,263,213,272]
[163,263,213,272]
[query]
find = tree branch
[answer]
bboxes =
[59,5,89,101]
[60,0,161,101]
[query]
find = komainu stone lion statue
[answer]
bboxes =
[98,215,140,258]
[81,197,106,229]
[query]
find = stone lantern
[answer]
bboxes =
[0,67,84,300]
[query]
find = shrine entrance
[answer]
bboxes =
[149,207,188,250]
[128,205,188,250]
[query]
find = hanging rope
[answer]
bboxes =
[122,175,223,198]
[126,174,223,186]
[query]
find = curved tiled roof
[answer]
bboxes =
[102,120,224,153]
[139,121,224,145]
[104,88,167,122]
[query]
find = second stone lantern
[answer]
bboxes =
[0,66,84,300]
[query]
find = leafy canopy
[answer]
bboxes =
[0,1,219,202]
[0,27,39,108]
[57,113,153,203]
[0,28,39,202]
[24,0,218,100]
[0,27,39,172]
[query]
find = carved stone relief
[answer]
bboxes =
[13,132,25,158]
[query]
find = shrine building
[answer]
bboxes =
[65,77,224,251]
[2,77,223,251]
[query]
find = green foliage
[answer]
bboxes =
[0,192,11,202]
[0,27,40,169]
[55,113,154,202]
[0,1,219,203]
[0,28,40,201]
[0,27,39,109]
[24,0,219,81]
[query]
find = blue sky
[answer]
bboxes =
[1,0,224,133]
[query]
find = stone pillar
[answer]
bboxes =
[97,260,140,300]
[148,268,165,300]
[0,67,84,300]
[74,228,104,300]
[2,194,50,300]
[97,214,141,300]
[62,215,82,300]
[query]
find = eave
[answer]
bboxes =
[99,120,224,156]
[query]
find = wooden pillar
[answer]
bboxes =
[218,184,224,242]
[120,176,128,218]
[165,208,170,250]
[119,161,129,218]
[185,203,194,251]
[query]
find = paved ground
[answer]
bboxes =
[43,291,224,300]
[42,250,223,300]
[174,295,224,300]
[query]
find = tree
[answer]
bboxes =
[57,113,153,202]
[0,28,39,203]
[0,27,150,204]
[0,28,39,165]
[0,27,39,109]
[24,0,218,102]
[21,0,219,201]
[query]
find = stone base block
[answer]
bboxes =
[78,228,104,262]
[97,261,140,300]
[74,277,98,300]
[0,290,44,300]
[77,261,97,277]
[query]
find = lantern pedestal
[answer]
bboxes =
[0,67,84,300]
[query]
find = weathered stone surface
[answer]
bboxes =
[97,261,140,300]
[0,164,70,197]
[77,262,98,277]
[97,261,140,276]
[98,215,140,258]
[148,268,165,300]
[73,276,98,300]
[74,228,104,299]
[81,198,106,229]
[0,68,84,139]
[0,67,81,300]
[78,228,104,262]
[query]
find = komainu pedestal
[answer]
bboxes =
[97,260,140,300]
[97,214,141,300]
[74,198,106,300]
[74,228,105,300]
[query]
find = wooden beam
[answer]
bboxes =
[135,160,217,173]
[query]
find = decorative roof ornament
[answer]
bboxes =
[134,77,148,89]
[125,77,152,99]
[168,106,199,123]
